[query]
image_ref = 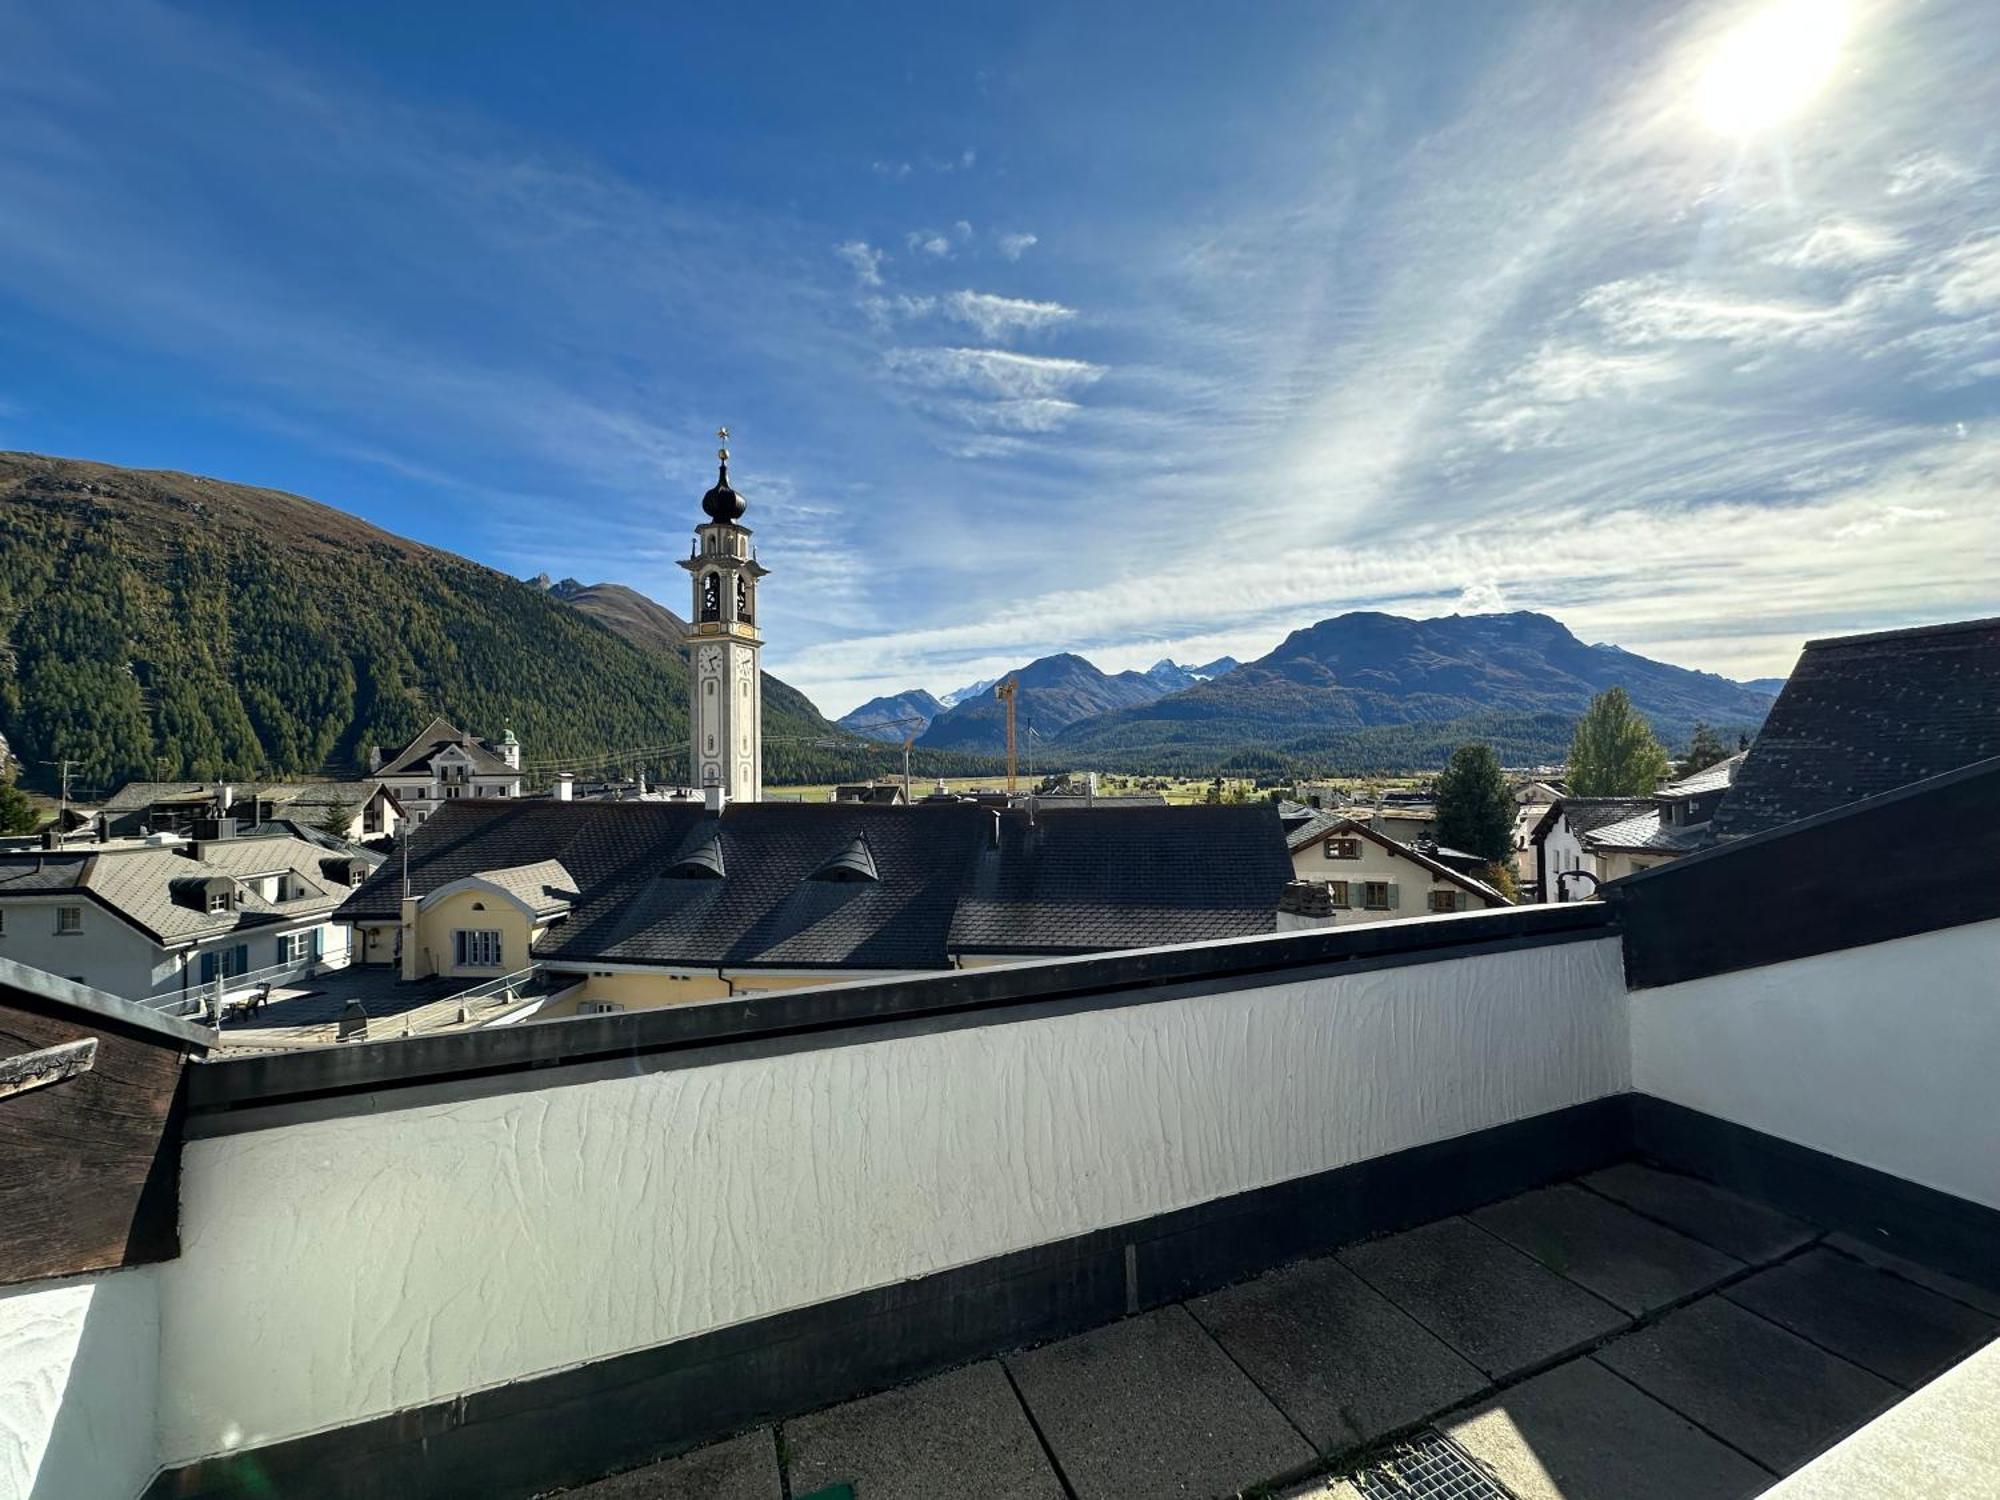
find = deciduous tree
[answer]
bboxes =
[1567,688,1671,796]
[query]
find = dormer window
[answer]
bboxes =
[808,837,880,884]
[207,889,232,915]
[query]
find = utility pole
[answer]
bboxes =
[40,759,75,838]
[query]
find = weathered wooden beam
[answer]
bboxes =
[0,1036,97,1100]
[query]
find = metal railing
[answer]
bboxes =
[144,949,354,1020]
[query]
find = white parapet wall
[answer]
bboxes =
[0,1269,160,1500]
[1630,915,2000,1212]
[154,935,1629,1468]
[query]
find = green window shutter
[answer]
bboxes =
[1386,883,1400,910]
[311,926,325,959]
[199,951,216,984]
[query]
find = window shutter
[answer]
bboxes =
[453,931,466,966]
[1386,883,1400,910]
[1457,890,1469,912]
[311,926,325,960]
[199,952,216,984]
[233,944,248,976]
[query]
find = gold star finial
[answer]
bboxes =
[717,426,730,462]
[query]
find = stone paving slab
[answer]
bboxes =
[1337,1216,1624,1379]
[1825,1232,2000,1318]
[1190,1252,1486,1455]
[1596,1295,1900,1474]
[1006,1304,1316,1500]
[1473,1182,1745,1316]
[1581,1164,1816,1263]
[780,1360,1064,1500]
[558,1428,781,1499]
[1724,1246,2000,1390]
[1442,1355,1773,1500]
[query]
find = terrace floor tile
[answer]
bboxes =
[1580,1163,1816,1264]
[1336,1216,1625,1379]
[1473,1182,1746,1316]
[780,1360,1063,1500]
[1825,1231,2000,1318]
[1005,1304,1315,1500]
[1724,1247,2000,1390]
[560,1428,782,1499]
[1442,1356,1773,1500]
[1595,1295,1901,1474]
[1189,1252,1486,1455]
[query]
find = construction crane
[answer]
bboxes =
[994,677,1020,795]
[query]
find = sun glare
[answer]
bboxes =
[1698,0,1853,137]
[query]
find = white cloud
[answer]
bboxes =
[997,232,1038,261]
[1887,150,1978,198]
[906,230,952,257]
[871,160,912,180]
[833,240,885,287]
[883,346,1105,399]
[1931,234,2000,315]
[1455,578,1508,612]
[942,290,1077,340]
[1830,504,1948,541]
[1767,220,1905,271]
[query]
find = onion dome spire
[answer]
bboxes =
[701,426,747,522]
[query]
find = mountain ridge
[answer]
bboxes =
[0,452,928,791]
[1050,609,1772,771]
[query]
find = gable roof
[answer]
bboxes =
[1581,811,1709,856]
[1530,797,1657,845]
[373,716,516,779]
[1289,817,1510,906]
[1661,751,1746,799]
[0,830,384,946]
[1713,616,2000,838]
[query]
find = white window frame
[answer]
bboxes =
[454,929,504,968]
[55,905,83,935]
[207,889,232,914]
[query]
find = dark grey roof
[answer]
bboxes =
[0,830,381,945]
[339,798,1292,971]
[373,716,515,779]
[1582,811,1709,855]
[949,804,1291,955]
[1713,617,2000,838]
[1552,798,1658,837]
[1285,808,1348,852]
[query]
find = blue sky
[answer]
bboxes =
[2,1,1996,716]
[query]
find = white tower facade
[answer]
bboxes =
[678,430,768,803]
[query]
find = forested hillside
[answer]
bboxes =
[0,453,976,794]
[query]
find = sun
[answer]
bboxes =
[1697,0,1853,137]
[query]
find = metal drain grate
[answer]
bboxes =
[1347,1430,1511,1499]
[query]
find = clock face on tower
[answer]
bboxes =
[697,645,722,675]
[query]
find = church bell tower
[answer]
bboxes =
[679,429,768,803]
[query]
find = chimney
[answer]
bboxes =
[219,783,235,812]
[368,745,384,774]
[703,782,726,815]
[1371,792,1386,834]
[41,828,61,852]
[555,773,574,802]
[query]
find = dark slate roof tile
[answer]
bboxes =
[1714,616,2000,838]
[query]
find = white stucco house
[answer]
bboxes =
[368,717,524,825]
[1280,814,1510,927]
[0,826,382,1011]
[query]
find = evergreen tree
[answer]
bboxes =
[1675,721,1730,778]
[1566,688,1671,796]
[0,779,37,835]
[1433,743,1514,864]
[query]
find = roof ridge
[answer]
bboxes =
[1803,614,2000,650]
